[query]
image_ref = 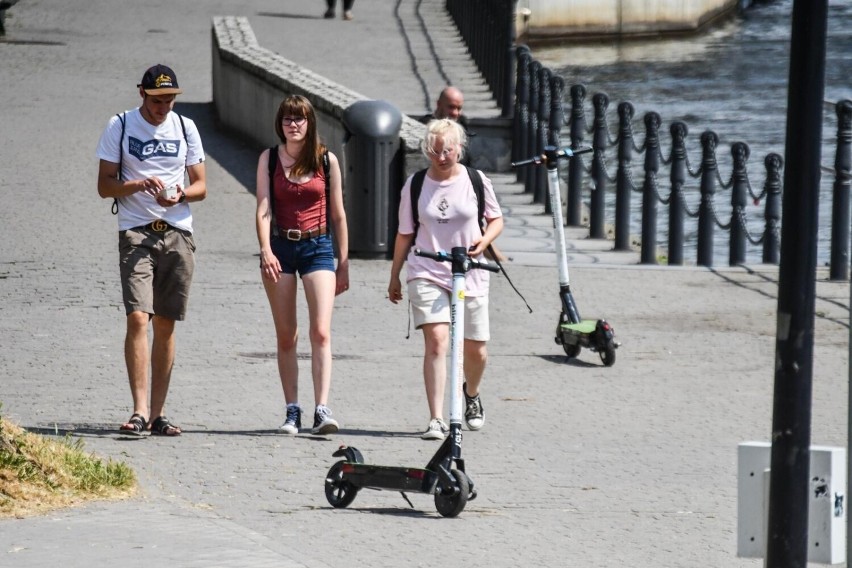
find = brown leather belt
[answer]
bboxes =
[278,226,328,241]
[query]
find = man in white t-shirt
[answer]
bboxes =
[96,64,206,437]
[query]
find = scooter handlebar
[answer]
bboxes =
[510,154,545,168]
[510,145,593,168]
[414,248,500,273]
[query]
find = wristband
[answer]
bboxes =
[178,189,187,203]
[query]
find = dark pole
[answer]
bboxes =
[765,1,827,566]
[501,0,519,118]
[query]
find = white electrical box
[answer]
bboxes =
[737,441,846,564]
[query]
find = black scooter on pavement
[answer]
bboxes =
[324,247,499,517]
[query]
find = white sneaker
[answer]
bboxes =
[421,418,449,440]
[279,404,301,435]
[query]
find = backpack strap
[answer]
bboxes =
[466,166,533,313]
[111,112,127,215]
[322,149,331,236]
[267,146,279,237]
[409,169,428,242]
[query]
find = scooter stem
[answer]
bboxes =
[448,247,467,459]
[545,147,571,289]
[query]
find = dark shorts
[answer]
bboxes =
[118,223,196,320]
[271,233,335,277]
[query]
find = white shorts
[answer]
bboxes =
[407,278,490,341]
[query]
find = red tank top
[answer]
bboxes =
[272,156,327,231]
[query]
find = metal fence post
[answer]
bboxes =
[525,60,541,194]
[514,46,531,182]
[640,112,661,264]
[615,102,635,251]
[697,131,719,267]
[501,0,519,118]
[567,84,587,226]
[729,142,751,266]
[536,67,552,206]
[763,153,783,264]
[547,75,566,216]
[590,93,609,239]
[829,100,852,280]
[668,121,688,266]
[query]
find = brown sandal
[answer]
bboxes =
[150,416,182,436]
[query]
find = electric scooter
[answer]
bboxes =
[511,145,619,366]
[323,246,499,517]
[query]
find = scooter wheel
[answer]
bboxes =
[325,460,359,508]
[435,469,470,518]
[562,342,581,359]
[600,342,616,367]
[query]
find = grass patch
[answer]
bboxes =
[0,406,136,518]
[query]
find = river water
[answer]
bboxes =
[533,0,852,265]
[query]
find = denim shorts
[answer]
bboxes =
[271,233,335,276]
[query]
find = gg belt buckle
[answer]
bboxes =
[286,229,302,241]
[151,220,169,232]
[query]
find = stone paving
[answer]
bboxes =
[0,1,848,567]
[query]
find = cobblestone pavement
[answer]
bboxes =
[1,1,848,567]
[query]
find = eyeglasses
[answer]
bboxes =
[427,147,455,159]
[282,116,307,126]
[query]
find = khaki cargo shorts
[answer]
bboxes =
[118,222,196,320]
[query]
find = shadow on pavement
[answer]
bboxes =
[256,11,324,20]
[175,102,260,196]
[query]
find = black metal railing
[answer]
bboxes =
[445,0,517,117]
[445,3,852,277]
[512,43,852,274]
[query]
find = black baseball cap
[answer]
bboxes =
[137,64,183,95]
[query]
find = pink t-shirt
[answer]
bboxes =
[398,168,502,296]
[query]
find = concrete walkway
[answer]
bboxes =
[0,1,848,567]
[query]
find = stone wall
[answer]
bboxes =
[211,16,429,179]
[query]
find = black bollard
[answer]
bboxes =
[501,0,519,118]
[668,122,688,266]
[729,142,750,266]
[829,100,852,280]
[697,131,719,267]
[615,102,635,252]
[566,84,587,226]
[762,153,783,265]
[535,67,552,206]
[514,47,531,182]
[590,93,610,239]
[640,112,661,265]
[525,60,541,195]
[546,76,566,216]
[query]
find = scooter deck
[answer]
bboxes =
[560,320,598,334]
[341,462,439,494]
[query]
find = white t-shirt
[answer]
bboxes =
[398,168,502,296]
[96,108,205,232]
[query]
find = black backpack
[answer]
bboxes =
[408,166,531,312]
[111,111,188,214]
[266,146,331,237]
